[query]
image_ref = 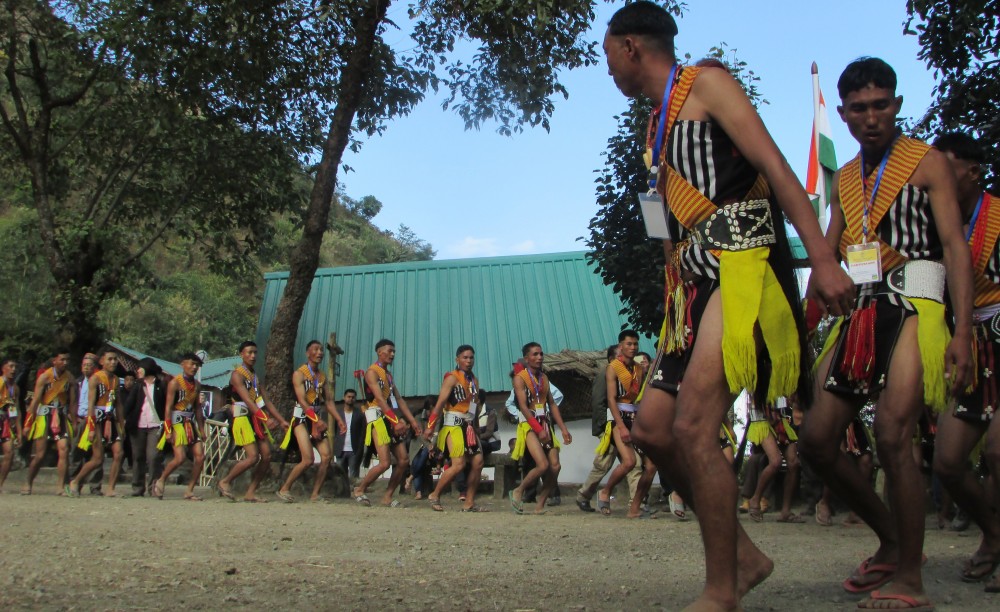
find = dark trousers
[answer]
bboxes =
[130,427,164,495]
[337,450,362,480]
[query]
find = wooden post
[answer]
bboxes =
[326,332,344,439]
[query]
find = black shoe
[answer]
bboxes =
[547,496,561,507]
[576,499,595,513]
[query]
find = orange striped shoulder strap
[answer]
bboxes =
[971,193,1000,307]
[837,136,931,270]
[656,66,771,229]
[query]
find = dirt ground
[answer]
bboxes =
[0,469,996,612]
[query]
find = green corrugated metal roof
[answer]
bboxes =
[105,340,238,389]
[255,251,657,396]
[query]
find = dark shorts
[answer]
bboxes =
[954,324,998,423]
[648,277,718,395]
[822,298,913,400]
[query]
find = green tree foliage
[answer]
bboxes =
[0,1,304,358]
[255,0,656,410]
[906,0,998,190]
[586,44,766,336]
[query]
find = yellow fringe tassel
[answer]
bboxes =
[911,298,950,412]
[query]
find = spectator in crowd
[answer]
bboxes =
[335,389,365,481]
[123,357,166,497]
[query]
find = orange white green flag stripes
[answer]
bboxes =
[806,62,837,229]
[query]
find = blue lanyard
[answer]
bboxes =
[649,64,679,189]
[307,364,320,390]
[966,192,986,241]
[526,368,543,402]
[859,139,895,240]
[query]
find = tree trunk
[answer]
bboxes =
[263,0,391,414]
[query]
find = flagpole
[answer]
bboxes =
[810,62,827,230]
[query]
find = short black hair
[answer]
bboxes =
[837,57,896,100]
[521,342,541,357]
[343,388,356,397]
[375,338,394,352]
[618,329,639,343]
[179,352,203,366]
[305,339,323,351]
[933,132,985,164]
[54,348,71,357]
[238,340,257,353]
[606,344,618,361]
[456,344,475,357]
[607,1,677,55]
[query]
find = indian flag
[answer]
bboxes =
[806,62,837,228]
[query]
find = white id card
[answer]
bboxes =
[255,396,265,409]
[638,192,672,240]
[846,242,882,284]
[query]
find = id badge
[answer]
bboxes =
[534,403,544,411]
[637,192,671,240]
[390,395,399,409]
[255,396,265,409]
[846,242,882,284]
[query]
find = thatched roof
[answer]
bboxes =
[542,349,606,379]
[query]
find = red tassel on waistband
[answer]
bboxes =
[252,410,268,438]
[465,422,477,448]
[840,302,877,383]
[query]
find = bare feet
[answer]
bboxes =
[183,492,204,501]
[680,595,739,611]
[21,486,31,495]
[243,496,268,503]
[737,550,774,598]
[216,482,235,500]
[815,500,833,526]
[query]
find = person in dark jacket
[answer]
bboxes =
[123,358,166,496]
[334,389,366,480]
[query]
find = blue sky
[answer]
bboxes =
[342,1,936,260]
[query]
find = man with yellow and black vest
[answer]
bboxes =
[352,339,421,508]
[800,58,974,610]
[930,132,1000,591]
[594,330,655,518]
[277,340,346,503]
[603,3,854,609]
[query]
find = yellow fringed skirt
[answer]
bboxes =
[746,421,775,446]
[511,420,561,461]
[365,417,391,448]
[231,415,259,447]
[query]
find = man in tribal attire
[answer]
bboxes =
[602,4,854,608]
[217,341,289,503]
[0,358,21,492]
[799,59,973,610]
[353,339,422,508]
[422,344,488,512]
[70,349,126,497]
[23,350,72,495]
[576,345,642,512]
[152,353,206,501]
[277,340,346,503]
[509,342,572,514]
[595,330,655,518]
[743,397,803,523]
[929,132,1000,590]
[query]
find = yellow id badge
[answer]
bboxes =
[534,403,545,411]
[255,396,265,409]
[845,242,882,284]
